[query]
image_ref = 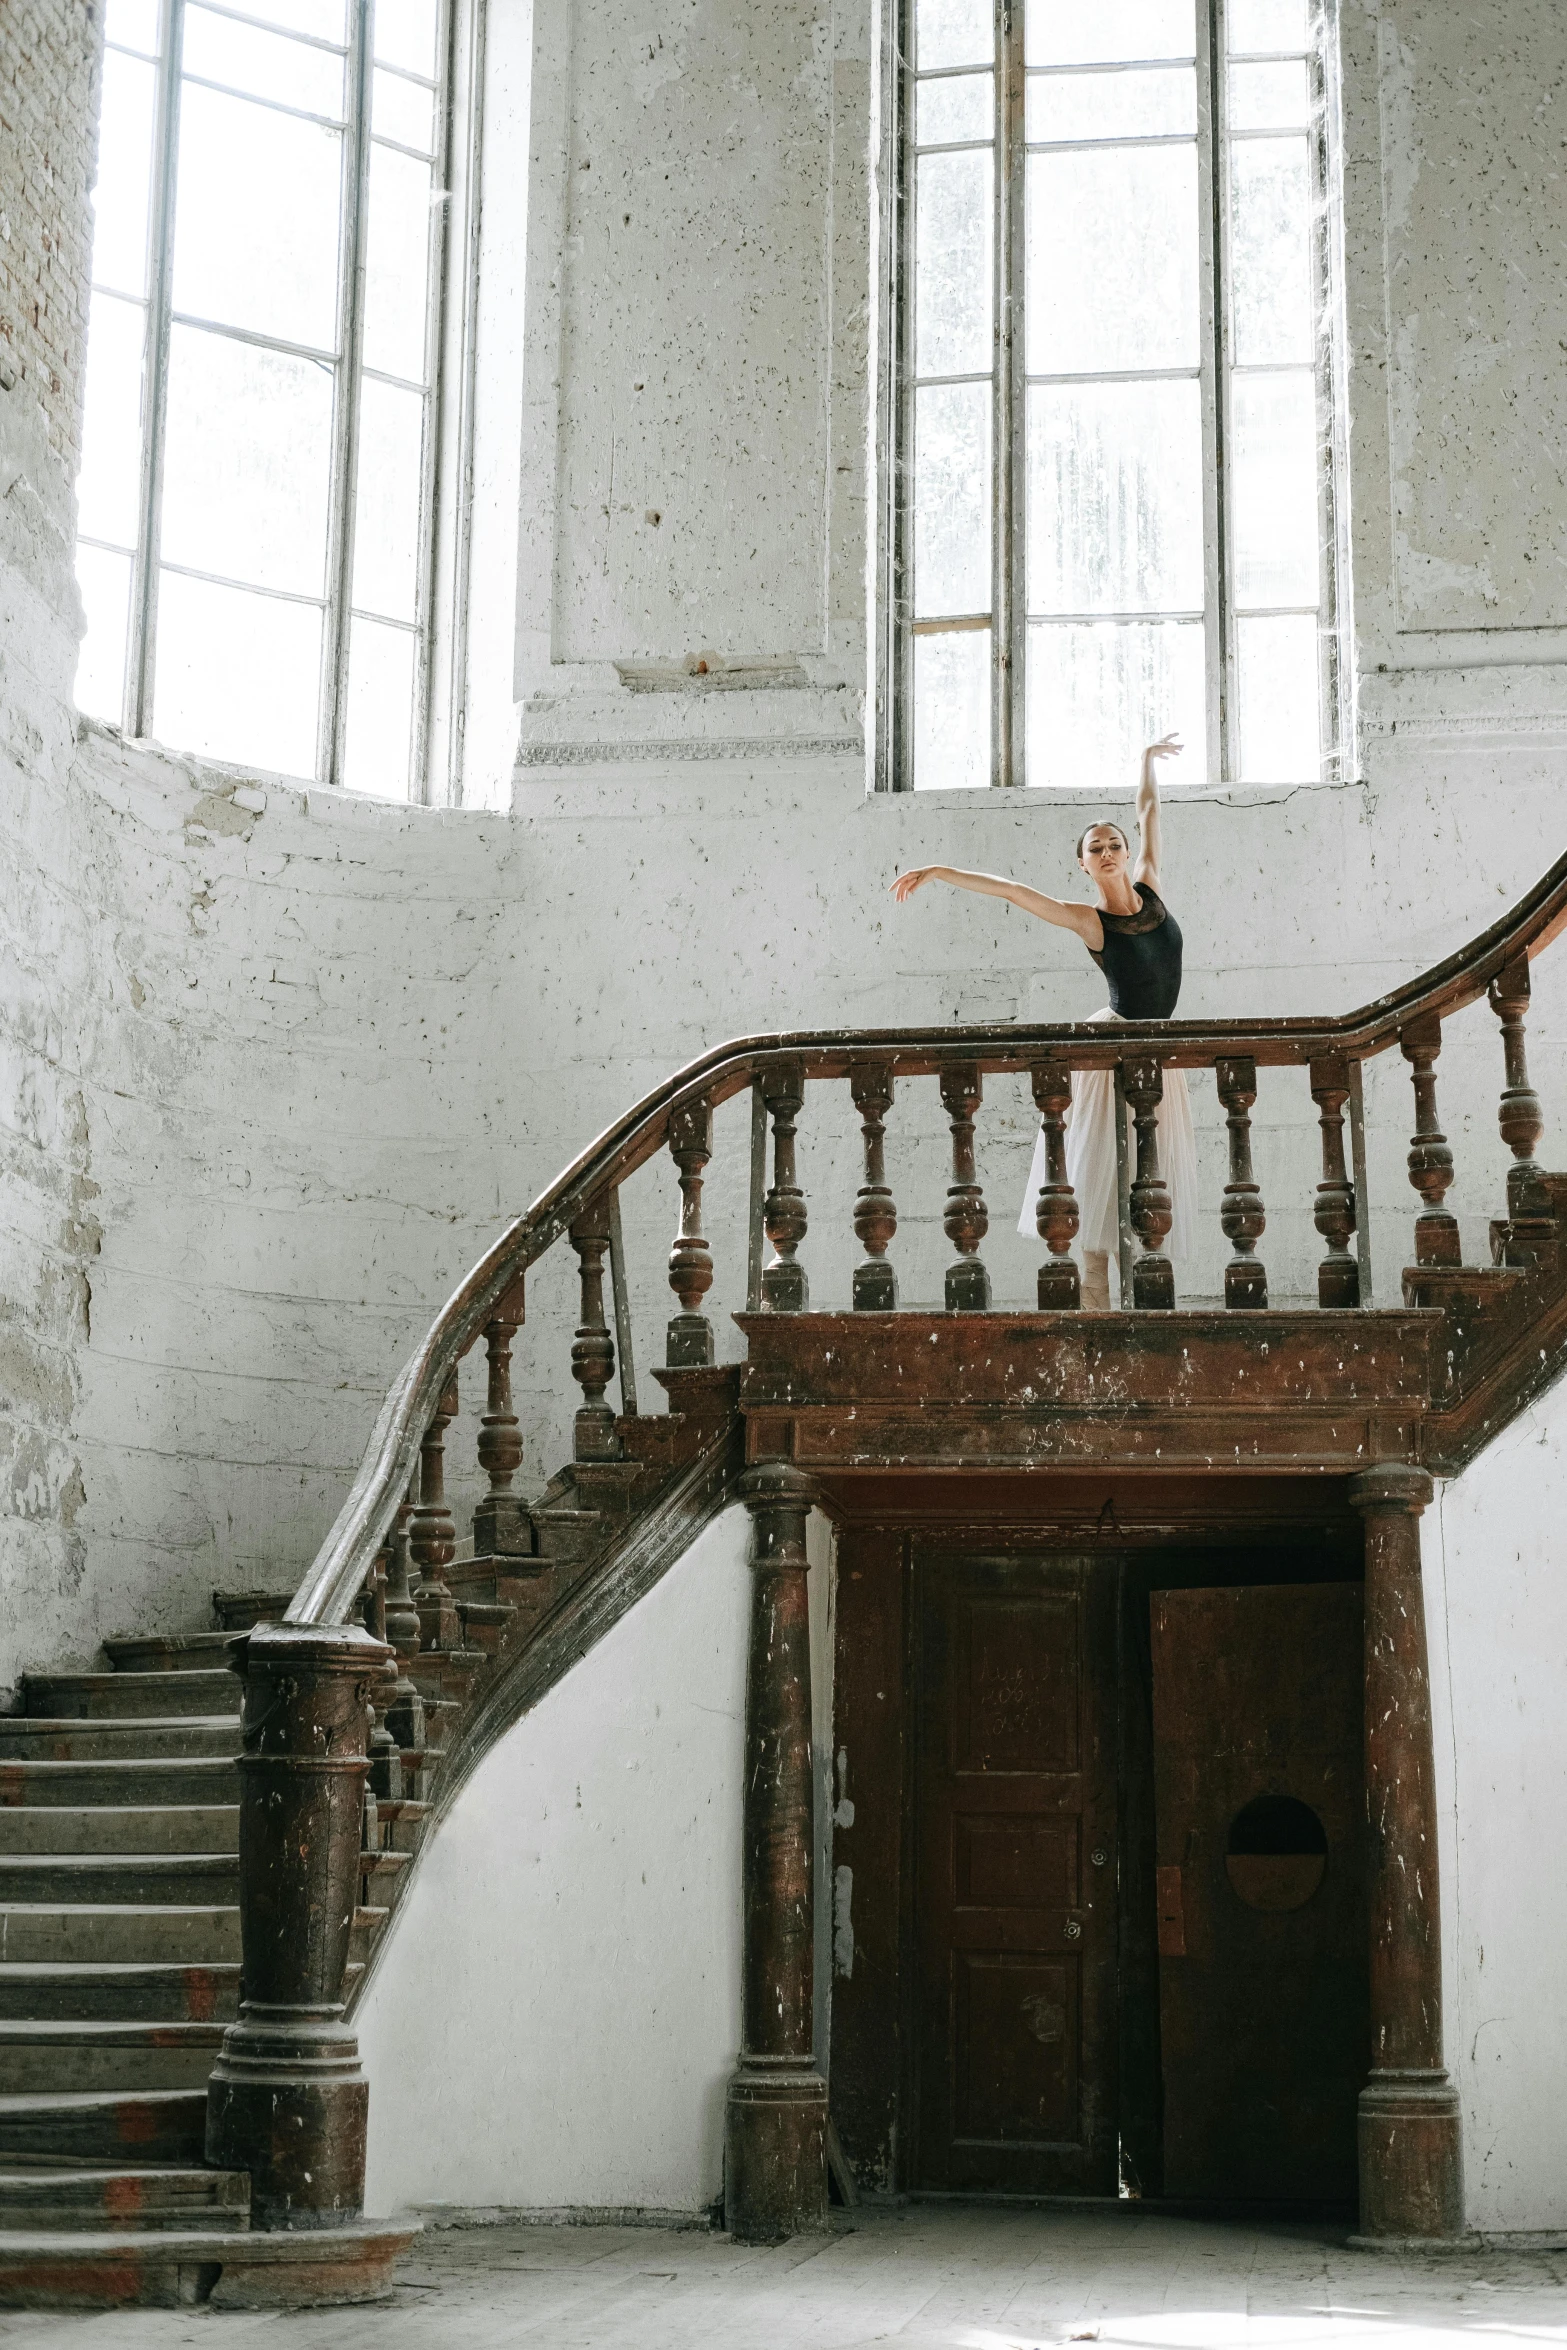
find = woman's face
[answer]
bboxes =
[1079,826,1128,883]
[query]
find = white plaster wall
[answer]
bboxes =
[1430,1381,1567,2235]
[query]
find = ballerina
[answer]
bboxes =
[889,734,1197,1310]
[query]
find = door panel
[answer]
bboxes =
[1150,1581,1366,2203]
[915,1554,1117,2193]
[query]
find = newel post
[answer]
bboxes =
[725,1462,828,2244]
[1346,1464,1464,2243]
[206,1620,391,2228]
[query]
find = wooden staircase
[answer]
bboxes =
[0,1380,742,2308]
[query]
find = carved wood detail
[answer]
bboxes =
[570,1197,621,1460]
[850,1063,898,1311]
[1123,1055,1174,1309]
[1400,1016,1461,1269]
[1310,1055,1360,1309]
[410,1372,461,1651]
[940,1065,990,1311]
[667,1100,716,1364]
[1030,1063,1080,1310]
[762,1061,809,1312]
[1216,1055,1267,1309]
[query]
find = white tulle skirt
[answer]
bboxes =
[1017,1008,1199,1267]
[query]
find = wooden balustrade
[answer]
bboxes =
[570,1198,620,1460]
[940,1065,990,1311]
[1031,1064,1079,1310]
[474,1307,524,1557]
[411,1373,461,1651]
[1216,1056,1267,1310]
[1310,1056,1360,1308]
[1401,1015,1461,1267]
[380,1487,425,1750]
[762,1060,809,1311]
[850,1064,898,1310]
[667,1099,716,1363]
[1123,1055,1175,1310]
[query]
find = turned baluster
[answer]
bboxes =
[381,1485,426,1750]
[762,1060,809,1311]
[1310,1055,1360,1307]
[1123,1054,1175,1310]
[411,1372,461,1650]
[1216,1056,1267,1308]
[570,1198,621,1459]
[1489,956,1546,1221]
[940,1064,990,1311]
[1031,1064,1080,1309]
[1400,1015,1461,1267]
[361,1547,399,1820]
[473,1305,525,1558]
[850,1064,898,1310]
[667,1101,716,1364]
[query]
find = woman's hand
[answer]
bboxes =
[1143,733,1182,767]
[890,866,943,903]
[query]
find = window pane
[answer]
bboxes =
[1230,370,1318,609]
[917,0,992,72]
[1229,59,1309,130]
[1228,0,1308,53]
[74,544,133,722]
[155,570,321,775]
[1027,145,1198,374]
[918,72,993,147]
[161,327,333,596]
[916,147,993,379]
[352,378,425,621]
[915,382,991,619]
[173,85,342,350]
[1237,613,1319,781]
[77,294,146,548]
[1229,136,1312,365]
[183,6,345,117]
[374,0,438,77]
[1027,0,1194,68]
[1026,64,1195,143]
[914,630,990,789]
[1028,378,1203,614]
[105,0,160,53]
[243,0,346,38]
[342,617,415,795]
[361,142,433,380]
[373,65,435,152]
[92,48,157,298]
[1027,619,1205,790]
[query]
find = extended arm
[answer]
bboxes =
[1132,733,1182,890]
[889,864,1101,944]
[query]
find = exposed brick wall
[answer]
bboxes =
[0,0,102,464]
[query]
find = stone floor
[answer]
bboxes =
[3,2205,1566,2347]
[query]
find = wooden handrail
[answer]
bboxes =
[286,846,1567,1627]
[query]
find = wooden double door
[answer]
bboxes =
[893,1545,1367,2204]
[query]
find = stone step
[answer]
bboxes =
[0,1855,237,1908]
[0,2166,249,2233]
[0,1964,241,2023]
[210,1590,291,1632]
[373,1800,429,1855]
[0,1808,238,1856]
[0,2088,208,2166]
[23,1673,239,1723]
[102,1633,241,1676]
[0,2214,415,2310]
[455,1600,515,1655]
[0,1905,239,1965]
[0,1720,241,1764]
[0,2021,227,2096]
[0,1755,238,1808]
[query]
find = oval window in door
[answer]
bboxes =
[1225,1793,1327,1912]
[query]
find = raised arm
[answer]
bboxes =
[889,864,1102,944]
[1132,732,1182,890]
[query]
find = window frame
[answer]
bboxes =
[78,0,468,801]
[875,0,1349,793]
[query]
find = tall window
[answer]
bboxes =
[75,0,457,797]
[888,0,1343,792]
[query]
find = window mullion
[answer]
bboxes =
[885,0,916,789]
[1311,0,1349,780]
[125,0,185,739]
[413,0,457,805]
[320,0,373,788]
[438,0,485,806]
[992,0,1023,785]
[1197,0,1232,786]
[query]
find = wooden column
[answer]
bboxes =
[725,1462,827,2244]
[762,1061,809,1311]
[667,1100,716,1364]
[1216,1056,1267,1308]
[570,1198,621,1459]
[1030,1063,1080,1309]
[1123,1054,1175,1309]
[940,1064,990,1310]
[1347,1464,1463,2242]
[410,1374,461,1651]
[849,1064,898,1310]
[1310,1055,1360,1308]
[1488,957,1553,1256]
[473,1302,526,1558]
[380,1488,425,1752]
[1400,1015,1461,1267]
[206,1621,390,2227]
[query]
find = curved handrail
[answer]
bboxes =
[287,845,1567,1627]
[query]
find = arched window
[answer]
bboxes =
[884,0,1346,791]
[74,0,472,799]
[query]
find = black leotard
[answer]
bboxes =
[1087,884,1183,1018]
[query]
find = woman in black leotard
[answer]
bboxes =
[890,734,1195,1308]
